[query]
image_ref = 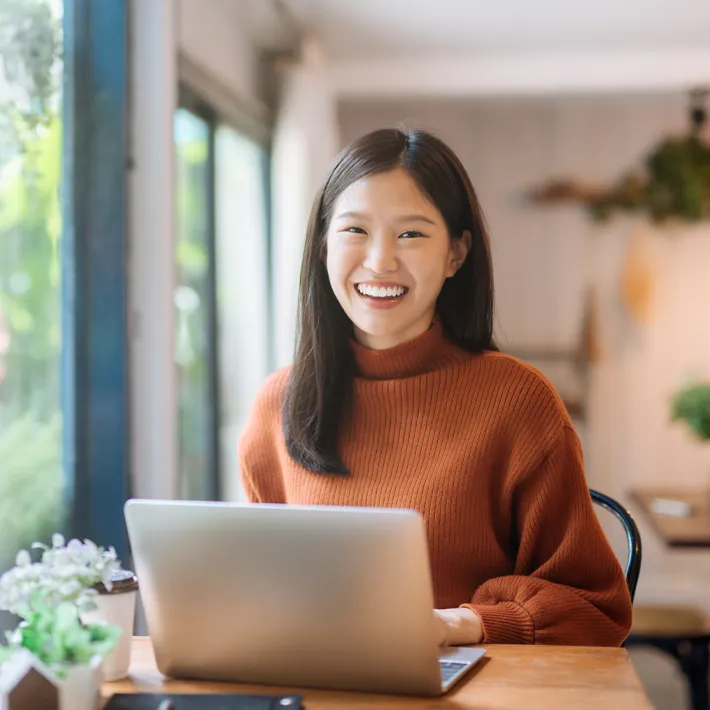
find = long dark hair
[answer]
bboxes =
[283,128,496,475]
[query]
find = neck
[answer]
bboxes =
[350,318,472,380]
[353,313,436,351]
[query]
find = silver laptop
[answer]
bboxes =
[124,499,486,696]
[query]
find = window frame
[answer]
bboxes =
[174,89,221,501]
[176,71,274,501]
[62,0,131,559]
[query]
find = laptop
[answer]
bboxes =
[124,499,486,696]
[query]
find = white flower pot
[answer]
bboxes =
[58,655,102,710]
[81,584,138,681]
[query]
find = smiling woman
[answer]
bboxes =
[239,128,632,650]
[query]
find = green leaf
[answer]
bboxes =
[671,382,710,441]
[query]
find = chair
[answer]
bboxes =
[590,489,642,602]
[626,606,710,710]
[590,490,710,710]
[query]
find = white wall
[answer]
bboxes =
[339,95,710,606]
[271,39,340,368]
[177,0,260,107]
[129,0,178,500]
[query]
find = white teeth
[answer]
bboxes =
[356,284,406,298]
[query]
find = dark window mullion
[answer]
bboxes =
[63,0,130,558]
[205,113,220,501]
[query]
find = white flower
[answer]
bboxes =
[47,548,71,567]
[0,532,124,619]
[15,550,30,568]
[58,581,81,598]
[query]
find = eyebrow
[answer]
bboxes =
[334,210,437,226]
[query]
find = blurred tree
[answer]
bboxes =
[0,0,64,559]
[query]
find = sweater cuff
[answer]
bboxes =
[462,602,536,644]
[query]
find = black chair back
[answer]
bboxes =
[590,489,642,603]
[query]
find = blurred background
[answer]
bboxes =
[1,0,710,706]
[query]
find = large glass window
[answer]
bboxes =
[215,126,270,502]
[174,97,271,502]
[0,0,66,568]
[174,106,218,501]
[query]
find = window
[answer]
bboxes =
[0,0,66,568]
[174,104,219,501]
[174,93,271,502]
[215,125,270,502]
[0,0,130,593]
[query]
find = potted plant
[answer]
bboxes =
[0,534,123,710]
[671,381,710,509]
[671,382,710,442]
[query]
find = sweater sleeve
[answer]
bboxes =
[463,425,632,646]
[237,370,289,504]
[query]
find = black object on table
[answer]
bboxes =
[103,694,303,710]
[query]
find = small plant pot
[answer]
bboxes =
[81,569,139,681]
[58,655,103,710]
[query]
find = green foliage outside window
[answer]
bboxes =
[0,0,65,562]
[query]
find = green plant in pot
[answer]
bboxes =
[671,382,710,442]
[671,382,710,510]
[0,534,123,710]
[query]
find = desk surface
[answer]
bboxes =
[631,487,710,547]
[103,636,652,710]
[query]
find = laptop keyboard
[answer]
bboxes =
[439,660,468,684]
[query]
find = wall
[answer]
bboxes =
[339,95,710,605]
[271,39,340,368]
[177,0,260,106]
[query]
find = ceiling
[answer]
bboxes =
[245,0,710,60]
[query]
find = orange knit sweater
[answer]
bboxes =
[239,320,632,646]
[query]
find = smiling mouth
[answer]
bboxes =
[355,284,409,300]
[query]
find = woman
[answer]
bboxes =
[239,128,632,647]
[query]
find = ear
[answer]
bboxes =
[446,230,472,277]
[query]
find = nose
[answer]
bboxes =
[362,234,397,274]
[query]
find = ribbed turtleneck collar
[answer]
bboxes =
[350,319,472,380]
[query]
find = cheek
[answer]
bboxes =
[326,241,354,294]
[407,247,451,288]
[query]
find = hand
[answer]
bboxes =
[433,608,483,646]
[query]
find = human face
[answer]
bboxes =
[326,168,469,350]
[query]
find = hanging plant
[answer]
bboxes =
[587,133,710,223]
[528,90,710,225]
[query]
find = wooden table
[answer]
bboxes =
[102,636,653,710]
[631,487,710,547]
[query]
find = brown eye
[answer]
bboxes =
[399,230,424,239]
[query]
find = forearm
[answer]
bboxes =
[463,575,631,646]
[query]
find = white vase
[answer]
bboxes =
[81,571,138,681]
[57,655,102,710]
